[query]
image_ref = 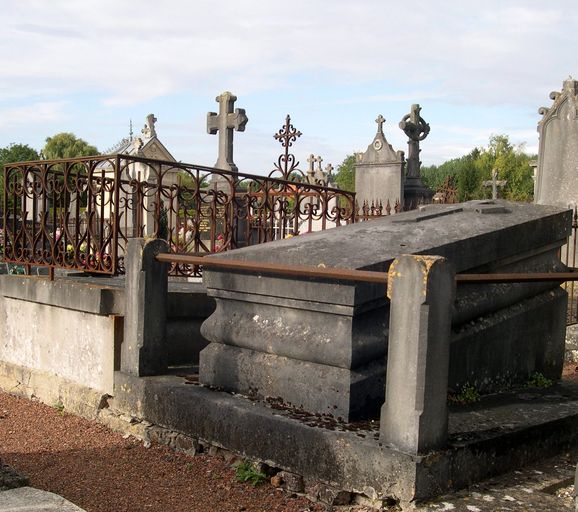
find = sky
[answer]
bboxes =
[0,0,576,175]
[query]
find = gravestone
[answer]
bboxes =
[207,91,248,191]
[354,115,405,212]
[200,200,571,421]
[482,169,507,199]
[399,104,433,208]
[535,77,578,208]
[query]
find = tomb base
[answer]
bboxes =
[200,344,385,421]
[200,286,567,420]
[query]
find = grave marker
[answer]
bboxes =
[535,77,578,208]
[399,104,433,208]
[355,115,404,213]
[207,91,248,173]
[482,169,507,199]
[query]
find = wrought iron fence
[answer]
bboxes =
[2,154,356,277]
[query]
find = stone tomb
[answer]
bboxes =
[200,200,571,421]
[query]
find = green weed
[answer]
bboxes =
[53,401,65,415]
[449,383,480,405]
[234,460,267,486]
[527,372,553,388]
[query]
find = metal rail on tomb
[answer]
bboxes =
[155,252,578,284]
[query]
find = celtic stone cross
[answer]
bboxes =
[207,91,248,172]
[399,104,430,178]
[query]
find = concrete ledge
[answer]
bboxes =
[0,487,86,512]
[112,371,418,501]
[111,371,578,504]
[0,275,123,315]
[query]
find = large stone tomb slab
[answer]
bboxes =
[200,200,571,421]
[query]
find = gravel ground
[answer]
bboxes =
[0,391,325,512]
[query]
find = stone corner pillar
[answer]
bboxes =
[380,254,455,454]
[121,237,169,376]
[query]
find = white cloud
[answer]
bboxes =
[0,101,68,129]
[1,0,576,107]
[0,0,575,169]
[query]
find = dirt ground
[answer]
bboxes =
[0,391,325,512]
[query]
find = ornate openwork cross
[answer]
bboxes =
[207,91,248,172]
[271,115,302,180]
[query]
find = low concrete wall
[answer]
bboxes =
[0,272,215,412]
[0,275,123,397]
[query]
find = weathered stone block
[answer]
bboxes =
[380,255,455,454]
[121,238,169,376]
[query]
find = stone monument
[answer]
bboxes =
[535,77,578,208]
[200,200,570,421]
[399,104,433,208]
[306,154,333,186]
[207,91,248,173]
[354,115,405,213]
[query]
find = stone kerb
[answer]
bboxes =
[121,238,169,376]
[380,255,455,455]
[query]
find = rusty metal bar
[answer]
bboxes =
[156,252,578,285]
[456,271,578,283]
[156,252,389,283]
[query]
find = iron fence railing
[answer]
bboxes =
[2,154,357,277]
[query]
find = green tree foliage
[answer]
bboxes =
[421,135,535,202]
[333,154,356,192]
[0,143,41,205]
[42,132,98,160]
[0,143,40,167]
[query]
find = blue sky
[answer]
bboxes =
[0,0,576,175]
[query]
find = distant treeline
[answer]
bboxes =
[333,134,536,202]
[421,135,535,202]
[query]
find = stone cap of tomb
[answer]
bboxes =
[203,200,571,306]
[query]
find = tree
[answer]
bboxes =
[333,154,356,192]
[42,132,98,160]
[0,143,40,206]
[0,143,40,167]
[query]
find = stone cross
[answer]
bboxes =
[207,91,248,172]
[307,154,316,178]
[483,169,507,199]
[399,104,430,178]
[376,114,385,134]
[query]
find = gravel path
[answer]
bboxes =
[0,391,325,512]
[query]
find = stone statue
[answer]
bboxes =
[142,114,157,138]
